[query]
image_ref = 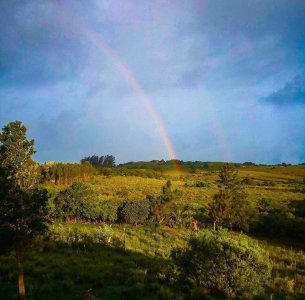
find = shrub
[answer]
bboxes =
[241,177,255,185]
[160,180,182,203]
[100,200,118,223]
[53,183,99,221]
[255,212,305,239]
[119,200,151,225]
[184,180,210,188]
[171,230,272,299]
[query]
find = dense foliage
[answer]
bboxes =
[51,183,120,223]
[254,197,305,240]
[50,179,185,227]
[0,121,50,299]
[171,230,272,299]
[208,164,258,232]
[40,161,95,185]
[119,199,151,225]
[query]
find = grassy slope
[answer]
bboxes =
[1,164,305,299]
[1,224,305,299]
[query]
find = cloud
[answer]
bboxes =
[263,75,305,105]
[1,0,305,164]
[0,1,90,87]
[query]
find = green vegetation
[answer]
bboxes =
[81,155,116,168]
[171,230,272,299]
[1,121,305,299]
[208,164,257,232]
[40,162,95,185]
[0,121,50,300]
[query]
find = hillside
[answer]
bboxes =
[1,159,305,299]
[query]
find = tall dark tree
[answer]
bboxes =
[0,121,49,300]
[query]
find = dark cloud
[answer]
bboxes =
[0,1,89,87]
[175,0,305,89]
[263,75,305,105]
[1,0,305,164]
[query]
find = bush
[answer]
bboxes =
[241,177,255,185]
[53,183,99,221]
[160,180,182,202]
[255,212,305,240]
[184,180,210,188]
[53,183,118,222]
[170,230,272,299]
[119,200,151,225]
[100,200,119,223]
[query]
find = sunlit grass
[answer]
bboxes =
[1,164,305,299]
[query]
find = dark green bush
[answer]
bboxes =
[119,200,151,225]
[52,183,113,222]
[53,183,98,220]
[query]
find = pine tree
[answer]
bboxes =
[0,121,50,300]
[208,164,256,232]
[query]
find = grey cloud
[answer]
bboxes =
[263,75,305,105]
[0,1,90,87]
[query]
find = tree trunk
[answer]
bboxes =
[123,226,127,252]
[16,246,25,300]
[213,221,216,232]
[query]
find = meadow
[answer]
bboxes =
[1,162,305,299]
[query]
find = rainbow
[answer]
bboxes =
[84,29,181,170]
[55,3,231,173]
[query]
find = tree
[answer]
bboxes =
[208,164,257,232]
[146,181,182,226]
[81,154,116,167]
[160,180,182,203]
[0,121,50,300]
[40,162,95,185]
[171,230,271,299]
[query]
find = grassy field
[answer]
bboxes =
[1,164,305,299]
[1,223,305,299]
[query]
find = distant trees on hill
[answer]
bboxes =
[243,161,256,165]
[81,155,115,167]
[40,161,95,185]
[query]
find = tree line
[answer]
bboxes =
[81,154,115,167]
[40,162,95,185]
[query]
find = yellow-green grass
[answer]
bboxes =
[50,223,305,298]
[84,166,304,207]
[44,164,305,219]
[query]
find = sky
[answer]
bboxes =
[0,0,305,164]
